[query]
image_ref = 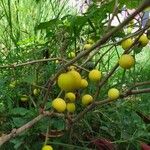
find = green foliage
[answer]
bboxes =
[0,0,150,150]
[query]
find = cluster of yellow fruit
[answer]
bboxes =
[42,145,53,150]
[57,69,89,91]
[52,68,102,113]
[51,67,121,113]
[121,34,149,50]
[52,34,145,113]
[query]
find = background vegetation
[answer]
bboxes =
[0,0,150,150]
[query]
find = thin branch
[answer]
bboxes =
[126,88,150,96]
[0,58,60,69]
[94,63,119,99]
[94,45,114,68]
[129,81,150,91]
[107,0,119,30]
[73,87,150,123]
[0,111,64,146]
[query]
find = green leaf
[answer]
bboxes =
[119,0,143,9]
[11,138,24,150]
[12,117,27,127]
[35,18,60,30]
[10,107,29,116]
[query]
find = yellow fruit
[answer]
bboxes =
[42,145,53,150]
[87,39,94,44]
[119,54,135,69]
[65,92,76,102]
[66,103,76,113]
[52,98,66,113]
[20,95,28,102]
[57,73,75,91]
[108,88,120,100]
[68,70,82,89]
[68,52,76,58]
[55,60,59,64]
[83,44,92,50]
[58,70,82,91]
[88,69,102,81]
[121,38,134,50]
[82,94,93,105]
[33,89,40,96]
[80,79,88,88]
[138,34,149,46]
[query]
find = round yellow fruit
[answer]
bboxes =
[68,52,76,58]
[58,70,82,91]
[66,103,76,113]
[65,92,76,102]
[83,44,92,50]
[108,88,120,100]
[89,69,102,81]
[42,145,53,150]
[68,70,82,89]
[121,38,134,50]
[55,60,59,64]
[138,34,149,46]
[57,73,75,91]
[52,98,66,113]
[80,79,88,88]
[118,54,135,69]
[82,94,93,105]
[20,95,29,102]
[33,89,40,96]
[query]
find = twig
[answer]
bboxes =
[73,87,150,123]
[0,58,60,69]
[94,63,119,99]
[94,45,114,68]
[107,0,119,30]
[0,111,53,146]
[129,81,150,91]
